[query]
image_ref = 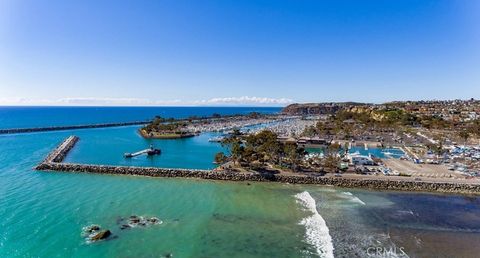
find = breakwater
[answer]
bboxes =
[0,121,150,135]
[41,136,79,163]
[36,136,480,195]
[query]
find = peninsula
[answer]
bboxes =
[34,99,480,195]
[35,134,480,195]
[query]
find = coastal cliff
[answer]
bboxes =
[281,102,366,115]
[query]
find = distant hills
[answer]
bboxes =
[281,99,479,117]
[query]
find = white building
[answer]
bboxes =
[349,154,375,165]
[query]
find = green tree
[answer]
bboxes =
[343,123,353,139]
[459,130,470,144]
[283,143,304,172]
[468,119,480,140]
[231,141,244,165]
[323,154,340,173]
[246,130,280,165]
[302,125,317,137]
[316,122,330,135]
[214,152,227,164]
[323,143,341,173]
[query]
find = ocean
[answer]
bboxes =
[0,106,282,129]
[1,107,480,257]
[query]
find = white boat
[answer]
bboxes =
[380,167,392,175]
[208,136,224,142]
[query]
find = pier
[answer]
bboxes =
[35,136,480,195]
[124,145,161,158]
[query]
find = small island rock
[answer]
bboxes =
[91,230,111,241]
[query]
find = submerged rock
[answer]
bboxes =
[147,217,160,224]
[85,224,100,233]
[120,224,131,230]
[91,230,111,241]
[129,215,141,224]
[116,216,124,225]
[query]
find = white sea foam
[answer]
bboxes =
[342,192,366,205]
[295,191,335,258]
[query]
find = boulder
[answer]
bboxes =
[129,215,141,223]
[85,224,100,233]
[120,224,131,230]
[147,217,160,224]
[91,230,111,241]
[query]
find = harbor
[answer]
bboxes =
[4,107,480,258]
[5,0,480,255]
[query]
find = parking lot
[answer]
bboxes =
[384,159,464,179]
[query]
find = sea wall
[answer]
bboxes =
[0,121,150,135]
[37,136,79,165]
[35,136,480,195]
[35,162,480,195]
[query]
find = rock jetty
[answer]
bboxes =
[36,136,480,195]
[0,121,150,135]
[39,136,79,164]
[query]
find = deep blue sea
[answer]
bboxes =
[0,106,281,129]
[1,106,480,257]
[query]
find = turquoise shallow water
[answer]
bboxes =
[1,107,480,257]
[64,126,226,169]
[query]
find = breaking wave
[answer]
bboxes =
[342,192,366,205]
[295,191,335,258]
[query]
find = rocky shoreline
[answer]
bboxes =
[39,136,79,163]
[0,121,150,135]
[35,136,480,195]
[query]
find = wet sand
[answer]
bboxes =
[390,227,480,258]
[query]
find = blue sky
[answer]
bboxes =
[0,0,479,106]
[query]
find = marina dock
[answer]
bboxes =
[124,145,161,158]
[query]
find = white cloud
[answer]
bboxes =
[194,96,294,106]
[57,97,153,105]
[0,96,294,106]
